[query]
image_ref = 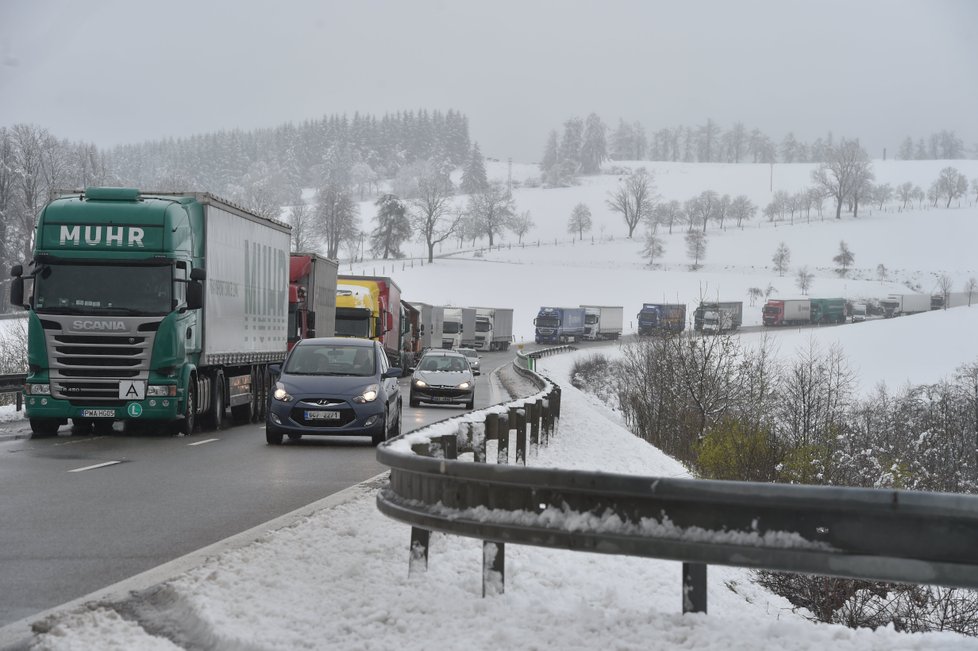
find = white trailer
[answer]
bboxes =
[472,307,514,351]
[580,305,624,340]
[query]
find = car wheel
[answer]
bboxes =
[266,426,284,445]
[371,409,389,446]
[29,418,61,438]
[409,392,419,408]
[390,402,402,439]
[465,394,475,410]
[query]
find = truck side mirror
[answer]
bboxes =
[11,265,23,278]
[190,268,206,281]
[385,312,393,333]
[307,311,316,330]
[10,277,24,308]
[306,329,316,338]
[186,280,203,310]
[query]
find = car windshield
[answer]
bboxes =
[418,356,468,373]
[285,344,375,377]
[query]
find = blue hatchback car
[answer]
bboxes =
[266,337,402,446]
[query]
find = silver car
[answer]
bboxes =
[409,350,475,409]
[455,347,481,375]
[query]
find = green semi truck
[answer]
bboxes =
[9,188,291,436]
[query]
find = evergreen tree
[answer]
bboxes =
[460,142,489,195]
[369,194,411,259]
[579,113,607,174]
[540,130,558,172]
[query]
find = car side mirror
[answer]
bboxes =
[384,368,402,379]
[269,364,282,376]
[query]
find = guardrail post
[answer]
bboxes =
[529,400,539,446]
[498,411,510,465]
[471,421,485,463]
[16,391,22,412]
[515,408,527,466]
[474,416,505,596]
[682,562,707,614]
[409,527,430,576]
[542,397,551,443]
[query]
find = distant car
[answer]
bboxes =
[266,337,402,446]
[456,347,481,375]
[409,349,475,409]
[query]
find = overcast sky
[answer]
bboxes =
[1,0,976,162]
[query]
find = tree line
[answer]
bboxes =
[541,115,973,185]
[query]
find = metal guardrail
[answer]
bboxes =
[377,348,978,614]
[0,373,26,411]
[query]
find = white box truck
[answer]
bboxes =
[472,307,514,351]
[580,305,624,340]
[442,307,476,349]
[880,293,931,318]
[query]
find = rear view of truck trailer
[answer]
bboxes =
[288,253,337,350]
[10,188,290,436]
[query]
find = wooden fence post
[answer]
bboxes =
[515,408,527,466]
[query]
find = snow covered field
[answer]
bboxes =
[4,158,978,647]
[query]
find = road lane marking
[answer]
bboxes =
[68,461,121,473]
[187,438,219,447]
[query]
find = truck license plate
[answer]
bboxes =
[81,409,115,418]
[305,410,340,421]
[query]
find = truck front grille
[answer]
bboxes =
[42,319,158,402]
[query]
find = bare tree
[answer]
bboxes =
[287,201,317,252]
[511,210,534,244]
[410,164,459,263]
[812,140,873,219]
[876,264,888,282]
[965,277,978,307]
[729,195,756,228]
[606,168,657,238]
[651,200,684,234]
[468,181,515,247]
[641,230,665,266]
[685,230,707,270]
[567,203,592,240]
[796,266,814,295]
[934,167,969,208]
[772,242,791,277]
[747,287,765,307]
[936,273,953,309]
[833,241,854,277]
[897,181,915,210]
[315,182,359,259]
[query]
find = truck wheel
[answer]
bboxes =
[205,372,225,431]
[176,382,197,435]
[30,418,61,438]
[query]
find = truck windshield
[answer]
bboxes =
[34,263,172,315]
[443,321,461,334]
[475,320,491,332]
[335,314,371,338]
[535,316,558,328]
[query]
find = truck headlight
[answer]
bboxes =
[147,385,177,397]
[28,383,51,395]
[353,384,380,403]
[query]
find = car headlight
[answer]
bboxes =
[28,383,51,395]
[273,385,293,402]
[413,379,427,388]
[353,383,380,403]
[457,381,471,390]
